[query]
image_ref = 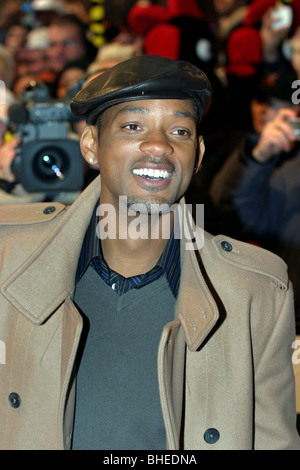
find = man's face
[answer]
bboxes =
[26,49,49,74]
[81,99,204,214]
[48,23,86,72]
[5,25,28,51]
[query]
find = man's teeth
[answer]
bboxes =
[132,168,171,179]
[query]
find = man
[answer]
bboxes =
[47,15,97,74]
[0,55,299,450]
[210,90,300,333]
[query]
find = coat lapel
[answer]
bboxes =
[175,200,219,351]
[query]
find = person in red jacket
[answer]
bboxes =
[127,0,217,81]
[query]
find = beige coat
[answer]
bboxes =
[0,176,299,450]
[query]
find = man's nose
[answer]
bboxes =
[139,132,174,158]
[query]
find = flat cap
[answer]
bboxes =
[71,55,212,125]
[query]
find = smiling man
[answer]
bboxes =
[0,55,299,450]
[81,99,201,211]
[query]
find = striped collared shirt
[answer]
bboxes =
[76,203,180,297]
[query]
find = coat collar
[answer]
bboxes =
[175,201,219,351]
[1,177,100,325]
[1,176,219,350]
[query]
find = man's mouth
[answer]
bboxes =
[132,168,171,180]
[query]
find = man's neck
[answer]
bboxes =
[100,210,174,278]
[101,236,170,278]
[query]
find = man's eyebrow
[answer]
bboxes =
[117,106,149,116]
[173,110,196,121]
[116,106,196,120]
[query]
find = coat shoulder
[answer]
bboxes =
[208,233,289,291]
[0,201,66,226]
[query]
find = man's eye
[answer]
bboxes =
[124,124,141,131]
[49,39,76,48]
[173,129,191,136]
[64,39,76,48]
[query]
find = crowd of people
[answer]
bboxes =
[0,0,300,449]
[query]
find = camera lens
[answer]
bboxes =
[32,146,70,182]
[288,117,300,141]
[18,139,84,192]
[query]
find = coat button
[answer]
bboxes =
[8,392,21,408]
[43,206,56,215]
[204,428,220,444]
[221,240,232,252]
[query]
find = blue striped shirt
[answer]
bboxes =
[76,203,180,297]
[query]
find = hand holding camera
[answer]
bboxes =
[287,116,300,140]
[0,136,20,182]
[260,5,293,62]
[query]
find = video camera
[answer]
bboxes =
[8,81,84,193]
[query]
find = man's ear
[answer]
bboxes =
[193,136,205,174]
[80,125,98,165]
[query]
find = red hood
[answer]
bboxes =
[167,0,203,19]
[127,5,171,36]
[127,0,203,36]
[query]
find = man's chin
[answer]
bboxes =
[125,197,178,216]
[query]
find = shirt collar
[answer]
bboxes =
[76,202,180,297]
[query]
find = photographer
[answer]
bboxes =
[0,80,86,205]
[210,90,300,333]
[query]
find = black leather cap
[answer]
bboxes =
[70,55,212,124]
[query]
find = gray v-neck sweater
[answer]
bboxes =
[72,265,176,450]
